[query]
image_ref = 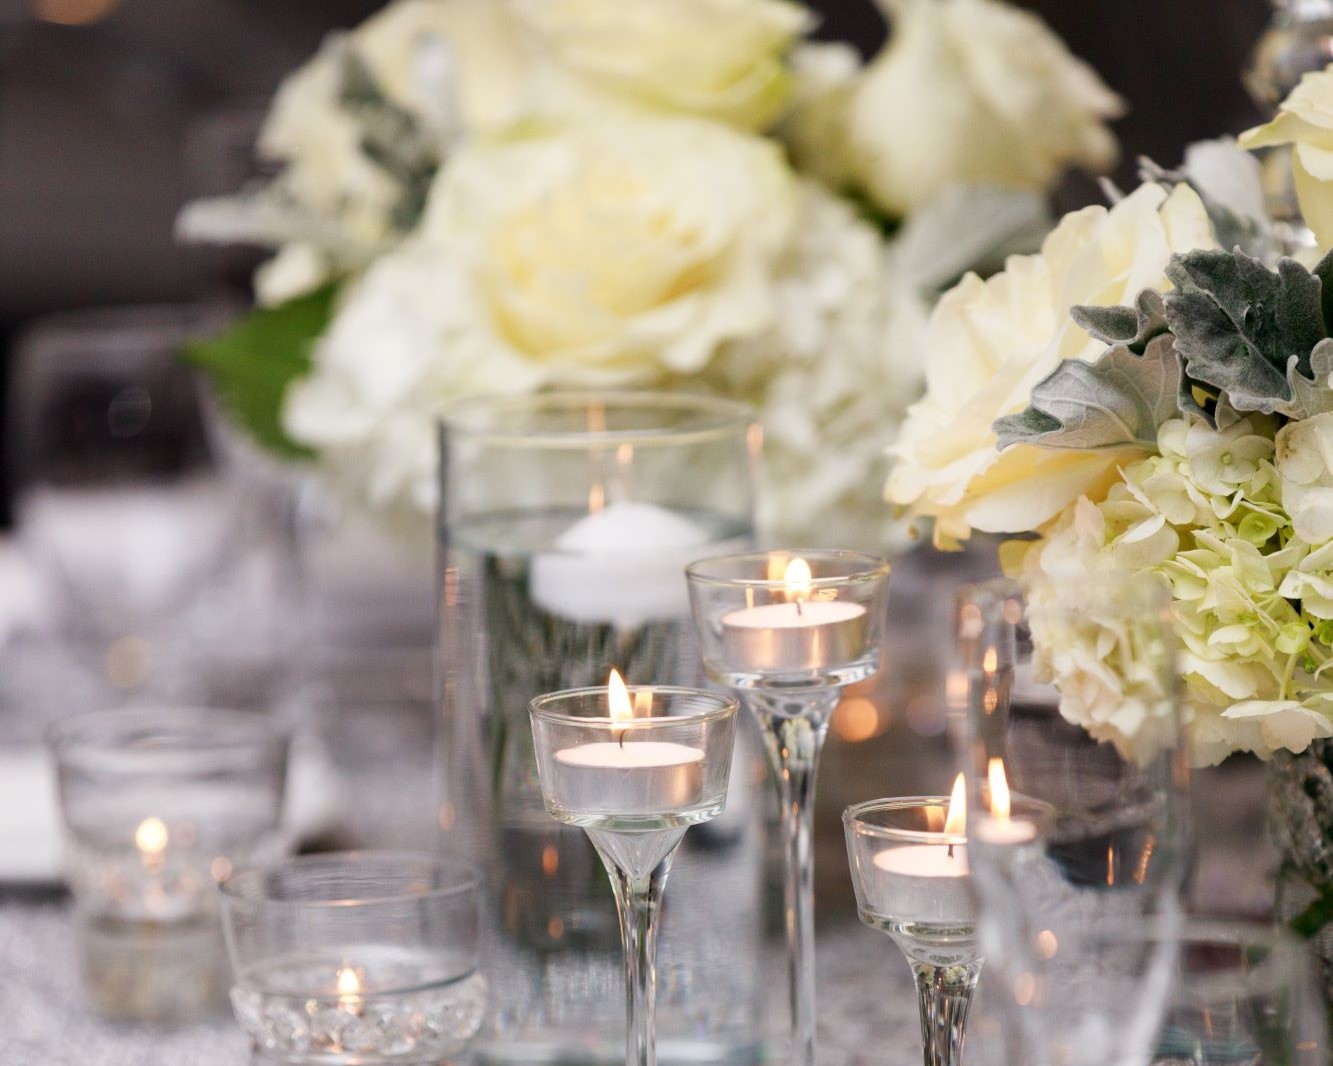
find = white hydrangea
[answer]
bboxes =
[683,182,928,548]
[1014,416,1333,766]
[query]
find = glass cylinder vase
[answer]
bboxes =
[436,392,768,1066]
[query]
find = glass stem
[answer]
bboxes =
[589,829,685,1066]
[752,690,839,1066]
[907,958,982,1066]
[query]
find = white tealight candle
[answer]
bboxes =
[974,814,1037,845]
[531,501,715,627]
[552,740,705,815]
[976,758,1037,844]
[721,600,868,672]
[870,844,974,925]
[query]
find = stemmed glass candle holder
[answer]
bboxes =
[220,851,488,1065]
[686,550,889,1066]
[843,786,1043,1066]
[528,678,739,1066]
[48,707,289,1022]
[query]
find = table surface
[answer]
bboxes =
[0,697,1274,1066]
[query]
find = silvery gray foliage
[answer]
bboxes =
[994,248,1333,453]
[1166,248,1333,421]
[993,290,1179,451]
[338,48,440,233]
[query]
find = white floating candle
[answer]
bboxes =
[530,501,714,627]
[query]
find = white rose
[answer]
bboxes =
[886,183,1216,547]
[779,42,862,192]
[507,0,809,131]
[847,0,1123,217]
[1240,66,1333,251]
[285,115,798,516]
[1277,412,1333,543]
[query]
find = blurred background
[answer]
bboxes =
[0,0,1275,528]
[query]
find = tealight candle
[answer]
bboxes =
[719,558,868,672]
[548,672,706,816]
[862,776,975,926]
[975,757,1037,845]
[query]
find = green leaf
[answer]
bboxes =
[182,285,336,459]
[1165,248,1328,416]
[993,333,1181,452]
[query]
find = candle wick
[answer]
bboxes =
[947,843,955,859]
[795,599,804,617]
[616,729,625,749]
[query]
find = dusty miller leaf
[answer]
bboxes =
[993,333,1181,452]
[1071,289,1169,350]
[1165,248,1328,415]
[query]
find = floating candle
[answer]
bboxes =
[530,501,714,627]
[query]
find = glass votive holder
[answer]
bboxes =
[528,684,739,831]
[685,549,890,689]
[48,706,290,1023]
[220,851,487,1065]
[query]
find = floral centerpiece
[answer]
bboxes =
[887,63,1333,984]
[179,0,1121,548]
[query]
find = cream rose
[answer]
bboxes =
[885,182,1216,546]
[1240,66,1333,251]
[508,0,808,131]
[284,115,797,515]
[847,0,1123,217]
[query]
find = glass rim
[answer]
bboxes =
[529,684,739,727]
[438,390,756,449]
[685,549,891,589]
[219,849,482,909]
[47,706,289,763]
[842,795,968,847]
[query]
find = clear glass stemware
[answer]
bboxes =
[954,575,1190,1066]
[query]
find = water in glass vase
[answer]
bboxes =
[440,505,768,1066]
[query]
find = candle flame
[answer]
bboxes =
[988,758,1011,822]
[135,816,168,857]
[944,773,967,836]
[783,557,813,603]
[608,669,633,723]
[982,647,998,674]
[337,967,361,999]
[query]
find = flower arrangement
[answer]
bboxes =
[179,0,1121,547]
[888,66,1333,766]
